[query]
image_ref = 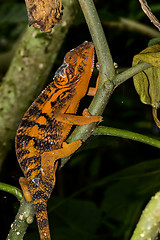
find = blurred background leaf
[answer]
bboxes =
[0,3,27,24]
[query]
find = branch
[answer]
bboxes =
[61,0,115,166]
[6,197,34,240]
[114,62,151,87]
[0,182,22,201]
[94,126,160,149]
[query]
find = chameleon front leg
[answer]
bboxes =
[19,177,33,202]
[55,108,102,125]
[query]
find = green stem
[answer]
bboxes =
[78,0,115,82]
[0,182,22,201]
[114,62,151,87]
[94,126,160,149]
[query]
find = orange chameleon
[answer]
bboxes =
[15,41,102,240]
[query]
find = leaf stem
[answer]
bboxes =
[94,126,160,149]
[0,182,22,201]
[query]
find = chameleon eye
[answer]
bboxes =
[65,51,77,64]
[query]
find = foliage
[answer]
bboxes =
[1,0,160,240]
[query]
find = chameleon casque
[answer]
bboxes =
[15,41,102,240]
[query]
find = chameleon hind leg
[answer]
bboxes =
[41,140,82,181]
[19,177,33,202]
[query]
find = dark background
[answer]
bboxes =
[1,0,160,239]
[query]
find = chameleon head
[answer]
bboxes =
[63,41,95,98]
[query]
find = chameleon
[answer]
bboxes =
[15,41,102,240]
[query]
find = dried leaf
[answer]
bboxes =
[25,0,63,33]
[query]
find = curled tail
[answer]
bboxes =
[34,200,51,240]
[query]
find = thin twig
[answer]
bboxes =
[139,0,160,31]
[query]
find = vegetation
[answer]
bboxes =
[1,0,160,239]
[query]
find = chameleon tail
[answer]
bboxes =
[34,200,51,240]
